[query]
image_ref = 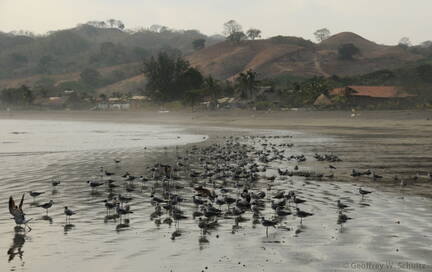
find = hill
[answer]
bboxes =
[0,23,223,81]
[187,32,423,80]
[0,28,428,95]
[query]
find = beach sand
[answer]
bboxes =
[1,109,432,272]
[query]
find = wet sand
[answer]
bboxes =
[1,110,432,272]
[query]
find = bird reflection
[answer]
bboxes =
[7,232,25,263]
[64,224,75,234]
[42,215,53,224]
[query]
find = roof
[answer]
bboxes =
[131,95,148,100]
[329,86,414,98]
[313,94,333,106]
[217,97,235,104]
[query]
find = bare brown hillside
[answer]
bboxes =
[187,32,423,80]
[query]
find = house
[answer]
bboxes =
[328,86,415,107]
[130,95,149,110]
[33,96,67,109]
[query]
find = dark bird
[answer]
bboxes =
[275,207,291,216]
[87,180,104,190]
[329,165,336,169]
[261,217,278,237]
[337,200,349,210]
[292,196,306,206]
[296,208,313,224]
[38,200,54,215]
[359,188,372,198]
[105,170,115,176]
[64,206,76,223]
[372,172,383,180]
[28,191,44,201]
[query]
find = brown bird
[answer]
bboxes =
[9,194,32,231]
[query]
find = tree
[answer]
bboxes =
[298,77,329,104]
[149,24,165,33]
[314,28,331,42]
[192,39,206,50]
[228,31,247,43]
[246,29,262,40]
[338,43,360,60]
[143,52,203,102]
[202,75,221,109]
[38,55,56,73]
[416,64,432,83]
[420,41,432,48]
[183,89,205,111]
[236,69,260,99]
[80,68,101,87]
[107,19,116,28]
[398,37,412,49]
[223,20,242,39]
[0,85,34,105]
[116,20,125,30]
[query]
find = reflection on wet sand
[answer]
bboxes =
[64,224,75,234]
[41,215,53,224]
[7,232,25,264]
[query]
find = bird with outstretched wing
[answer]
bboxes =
[9,194,32,231]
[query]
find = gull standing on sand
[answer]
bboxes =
[64,207,76,223]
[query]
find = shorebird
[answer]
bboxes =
[9,194,32,231]
[38,200,54,215]
[337,200,349,210]
[87,180,104,191]
[64,207,76,223]
[275,206,291,216]
[28,191,44,201]
[116,203,133,217]
[103,199,116,215]
[372,172,383,181]
[292,195,306,206]
[359,188,372,198]
[51,180,61,187]
[261,217,278,237]
[296,208,313,225]
[105,170,115,176]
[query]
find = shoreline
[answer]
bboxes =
[1,109,432,135]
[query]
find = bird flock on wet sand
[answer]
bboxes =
[9,134,432,242]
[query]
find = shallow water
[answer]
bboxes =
[1,119,432,272]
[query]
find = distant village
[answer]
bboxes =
[1,83,418,112]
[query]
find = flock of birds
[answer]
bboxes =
[8,134,432,241]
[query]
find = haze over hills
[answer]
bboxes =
[0,23,222,85]
[0,24,429,95]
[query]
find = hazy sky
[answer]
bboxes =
[0,0,430,45]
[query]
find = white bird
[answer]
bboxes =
[9,194,32,231]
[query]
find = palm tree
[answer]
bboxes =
[236,69,259,100]
[203,76,221,109]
